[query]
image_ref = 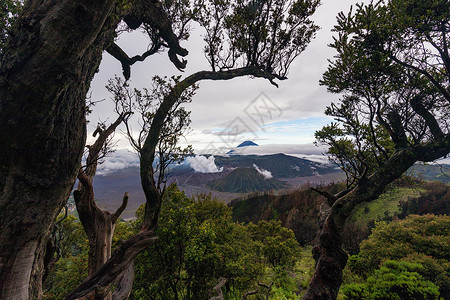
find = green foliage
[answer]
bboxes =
[0,0,22,53]
[112,220,134,249]
[343,260,440,300]
[57,214,89,257]
[248,220,300,268]
[316,0,450,187]
[132,185,301,299]
[43,255,89,300]
[132,186,260,299]
[43,214,89,299]
[195,0,320,77]
[345,215,450,298]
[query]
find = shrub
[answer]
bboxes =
[343,260,440,299]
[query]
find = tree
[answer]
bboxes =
[131,188,261,299]
[132,187,301,299]
[70,112,136,299]
[305,1,450,298]
[346,215,450,297]
[247,220,300,268]
[0,0,319,297]
[68,0,319,297]
[0,1,189,298]
[74,114,130,277]
[343,260,440,300]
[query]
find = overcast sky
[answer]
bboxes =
[88,1,366,156]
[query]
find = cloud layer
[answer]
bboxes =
[185,155,223,173]
[95,149,140,175]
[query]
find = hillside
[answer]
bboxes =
[407,163,450,183]
[208,167,290,193]
[230,180,450,249]
[230,183,342,245]
[214,153,337,178]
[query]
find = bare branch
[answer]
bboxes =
[111,192,129,224]
[209,277,226,300]
[106,43,162,80]
[311,187,338,206]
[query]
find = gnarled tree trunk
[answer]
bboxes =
[0,0,189,297]
[72,113,132,299]
[304,141,450,299]
[0,1,117,298]
[74,114,130,277]
[74,177,129,276]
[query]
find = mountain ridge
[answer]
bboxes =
[208,167,289,193]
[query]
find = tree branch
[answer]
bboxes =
[331,135,450,227]
[82,112,131,180]
[123,0,189,72]
[242,282,273,300]
[66,231,158,299]
[386,110,408,148]
[106,43,162,80]
[209,277,226,300]
[311,187,338,206]
[140,66,285,229]
[410,96,444,140]
[111,192,129,224]
[76,172,91,191]
[389,54,450,104]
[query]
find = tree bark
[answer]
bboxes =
[66,231,158,299]
[72,113,131,300]
[74,183,129,277]
[75,114,129,276]
[0,0,189,297]
[303,138,450,299]
[0,1,117,298]
[112,263,135,300]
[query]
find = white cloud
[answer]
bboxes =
[291,154,330,164]
[253,164,273,179]
[96,148,140,175]
[185,155,223,173]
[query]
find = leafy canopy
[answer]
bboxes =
[195,0,320,80]
[316,0,450,187]
[346,215,450,298]
[132,185,301,299]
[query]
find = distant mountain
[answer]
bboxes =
[208,167,290,193]
[87,155,448,220]
[237,141,258,147]
[407,164,450,183]
[214,153,337,178]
